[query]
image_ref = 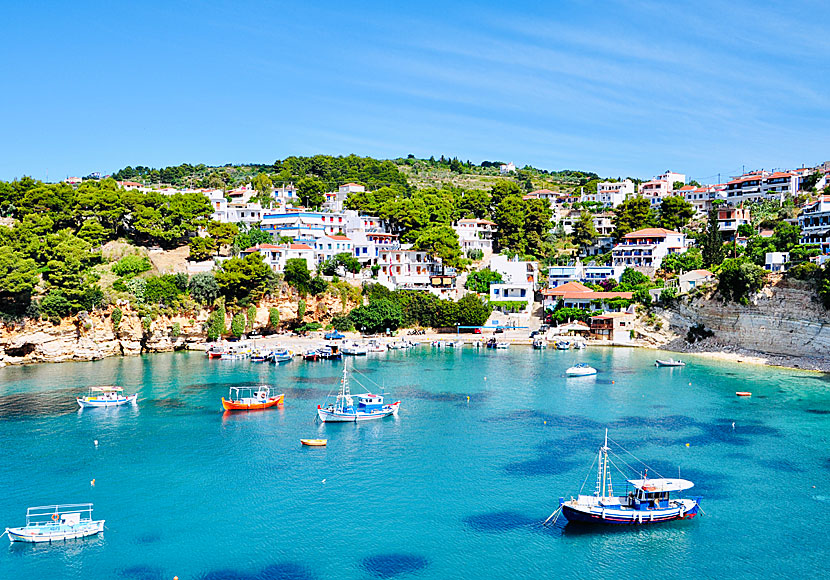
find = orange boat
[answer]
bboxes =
[301,439,327,446]
[222,386,284,411]
[736,391,752,397]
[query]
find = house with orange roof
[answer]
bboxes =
[726,170,798,205]
[666,269,715,294]
[540,281,633,311]
[239,242,315,273]
[314,234,353,265]
[582,179,633,207]
[611,228,688,270]
[452,218,496,253]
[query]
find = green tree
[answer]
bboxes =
[572,211,598,247]
[111,307,122,332]
[246,304,257,331]
[297,177,326,208]
[284,258,312,292]
[493,195,526,252]
[112,254,152,277]
[188,236,217,261]
[268,307,280,328]
[523,198,553,256]
[214,253,271,302]
[206,304,226,341]
[143,275,183,305]
[660,247,703,274]
[612,196,657,240]
[459,189,491,219]
[0,246,38,314]
[348,299,404,333]
[207,221,238,254]
[659,196,695,231]
[490,181,523,207]
[718,257,767,304]
[456,294,492,326]
[620,267,650,287]
[700,209,726,267]
[188,272,220,304]
[413,225,463,271]
[297,299,306,321]
[465,268,503,293]
[252,173,273,197]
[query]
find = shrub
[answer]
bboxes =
[467,248,484,260]
[143,275,182,305]
[171,322,181,338]
[141,315,152,332]
[246,304,257,331]
[331,315,355,331]
[465,268,503,293]
[297,299,306,321]
[371,264,380,278]
[632,288,653,306]
[717,257,767,304]
[348,299,404,334]
[188,272,220,305]
[126,277,147,301]
[40,291,73,319]
[112,254,152,278]
[268,307,280,328]
[111,307,122,331]
[659,287,678,304]
[112,279,128,292]
[206,306,226,341]
[296,322,323,333]
[788,262,818,281]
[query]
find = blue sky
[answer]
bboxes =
[1,0,828,182]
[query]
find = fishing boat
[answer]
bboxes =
[301,439,327,446]
[532,338,547,349]
[431,340,444,348]
[303,349,320,361]
[5,504,104,543]
[77,386,137,408]
[565,363,597,376]
[206,344,225,359]
[550,430,702,526]
[221,344,249,360]
[655,358,686,367]
[318,344,343,360]
[317,365,400,422]
[367,339,386,353]
[341,342,368,356]
[268,347,294,363]
[555,340,571,350]
[573,341,586,350]
[250,349,268,362]
[495,341,509,349]
[221,386,284,411]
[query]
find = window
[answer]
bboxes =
[494,289,500,296]
[520,289,526,297]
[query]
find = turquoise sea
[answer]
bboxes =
[1,346,829,579]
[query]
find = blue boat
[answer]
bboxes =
[268,347,294,364]
[550,430,702,526]
[317,364,400,422]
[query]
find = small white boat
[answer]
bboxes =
[556,341,571,350]
[77,386,137,408]
[341,342,368,356]
[655,359,686,367]
[566,363,597,376]
[573,342,586,350]
[366,339,386,353]
[532,338,547,349]
[431,340,444,348]
[317,364,400,422]
[5,504,104,543]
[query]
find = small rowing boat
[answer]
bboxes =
[655,359,686,367]
[736,392,752,397]
[301,439,327,446]
[222,386,284,411]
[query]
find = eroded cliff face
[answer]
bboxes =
[654,280,830,360]
[0,290,357,366]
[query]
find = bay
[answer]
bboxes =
[1,346,828,579]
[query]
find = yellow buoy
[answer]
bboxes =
[543,420,547,425]
[685,443,690,447]
[90,479,96,486]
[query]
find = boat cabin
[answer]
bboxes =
[627,478,693,509]
[85,386,124,401]
[357,394,385,412]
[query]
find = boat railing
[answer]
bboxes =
[26,504,94,524]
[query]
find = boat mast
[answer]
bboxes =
[602,428,609,498]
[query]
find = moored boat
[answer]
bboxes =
[303,349,320,361]
[532,338,547,349]
[77,386,137,408]
[250,349,268,362]
[206,344,225,359]
[221,386,284,411]
[366,339,386,353]
[565,363,597,376]
[268,347,294,363]
[317,364,400,422]
[301,439,327,446]
[655,358,686,367]
[341,341,368,356]
[318,344,343,360]
[5,504,104,543]
[555,340,571,350]
[552,430,701,526]
[736,391,752,397]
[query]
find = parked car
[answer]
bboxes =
[494,328,504,334]
[324,330,345,340]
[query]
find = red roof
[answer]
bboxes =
[623,228,682,238]
[290,243,313,250]
[327,235,350,241]
[767,172,793,179]
[242,244,281,252]
[543,281,592,295]
[687,269,714,277]
[118,180,142,187]
[560,291,633,300]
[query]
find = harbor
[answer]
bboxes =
[1,346,828,578]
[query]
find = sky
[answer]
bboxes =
[1,0,828,183]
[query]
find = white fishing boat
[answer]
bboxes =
[341,341,368,356]
[565,363,597,376]
[573,341,586,350]
[317,364,400,422]
[655,358,686,367]
[5,504,104,543]
[532,338,547,349]
[77,386,137,408]
[366,339,386,353]
[555,340,571,350]
[495,341,509,349]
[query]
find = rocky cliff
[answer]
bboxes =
[0,289,357,366]
[651,279,830,367]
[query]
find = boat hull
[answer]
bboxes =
[561,499,699,525]
[222,394,284,411]
[301,439,327,446]
[77,394,137,408]
[565,369,597,376]
[655,360,685,367]
[317,402,400,422]
[6,520,105,543]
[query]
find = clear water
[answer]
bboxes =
[1,347,829,580]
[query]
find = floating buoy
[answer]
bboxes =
[94,440,98,447]
[90,479,95,486]
[685,443,690,447]
[612,381,615,384]
[543,420,547,425]
[466,396,470,402]
[688,382,692,386]
[732,422,735,430]
[322,479,326,484]
[484,376,487,381]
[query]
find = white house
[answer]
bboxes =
[499,162,516,174]
[239,243,315,273]
[541,281,632,311]
[548,263,584,288]
[260,211,348,241]
[581,264,625,285]
[667,269,715,294]
[207,189,264,225]
[718,207,751,240]
[611,228,687,270]
[725,171,798,205]
[639,180,673,209]
[453,218,496,253]
[489,254,538,311]
[314,235,353,265]
[798,196,830,249]
[765,252,789,273]
[593,179,634,207]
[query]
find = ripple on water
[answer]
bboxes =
[133,531,161,545]
[360,553,430,578]
[256,562,317,580]
[0,390,80,418]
